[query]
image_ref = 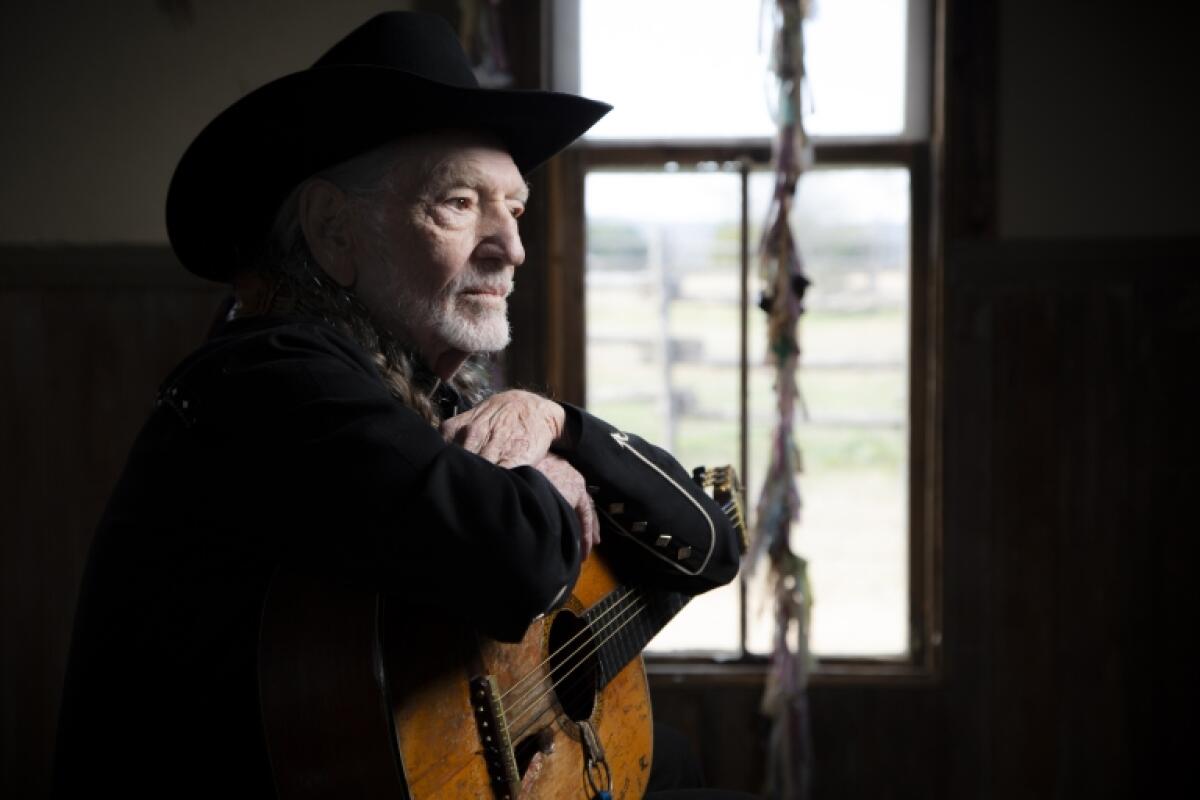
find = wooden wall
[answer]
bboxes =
[937,242,1194,797]
[0,248,227,796]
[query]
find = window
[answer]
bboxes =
[554,0,938,672]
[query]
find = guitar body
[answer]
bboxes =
[261,467,742,798]
[260,554,653,799]
[388,555,653,798]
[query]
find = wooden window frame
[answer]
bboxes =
[535,138,942,684]
[499,0,944,684]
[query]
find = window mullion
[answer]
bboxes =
[738,158,751,657]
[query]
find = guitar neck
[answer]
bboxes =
[585,586,689,689]
[586,464,746,690]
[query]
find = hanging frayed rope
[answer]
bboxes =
[749,1,815,798]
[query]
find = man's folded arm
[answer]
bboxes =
[197,326,584,642]
[551,403,742,595]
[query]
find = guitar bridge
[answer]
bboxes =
[470,675,520,799]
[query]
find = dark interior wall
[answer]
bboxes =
[0,0,415,244]
[0,252,227,798]
[936,240,1194,798]
[935,3,1195,795]
[996,0,1200,239]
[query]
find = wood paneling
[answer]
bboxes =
[942,243,1196,797]
[0,249,225,796]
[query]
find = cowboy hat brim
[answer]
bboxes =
[166,64,610,282]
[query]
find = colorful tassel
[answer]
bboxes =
[750,1,815,798]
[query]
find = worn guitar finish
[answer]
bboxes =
[260,556,687,798]
[259,467,743,799]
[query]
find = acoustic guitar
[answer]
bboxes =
[259,465,745,799]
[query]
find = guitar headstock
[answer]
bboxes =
[692,465,749,556]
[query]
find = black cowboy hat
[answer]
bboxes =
[166,11,610,282]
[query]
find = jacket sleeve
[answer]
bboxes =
[551,403,742,596]
[166,322,582,642]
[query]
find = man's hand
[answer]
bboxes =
[440,390,566,468]
[533,454,601,560]
[442,392,597,558]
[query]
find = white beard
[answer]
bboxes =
[431,291,511,352]
[391,268,512,354]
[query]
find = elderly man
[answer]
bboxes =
[53,12,746,799]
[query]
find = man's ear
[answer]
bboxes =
[298,179,357,287]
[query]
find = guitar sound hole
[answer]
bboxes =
[546,609,598,722]
[512,728,554,779]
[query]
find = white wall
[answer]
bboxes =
[0,0,414,244]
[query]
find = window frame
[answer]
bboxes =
[539,2,942,684]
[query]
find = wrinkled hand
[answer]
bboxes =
[533,454,601,561]
[440,390,566,468]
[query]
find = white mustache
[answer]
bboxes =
[458,281,513,298]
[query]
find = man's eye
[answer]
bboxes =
[448,197,473,211]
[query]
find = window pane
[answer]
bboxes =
[579,0,907,139]
[586,170,744,654]
[585,166,911,657]
[746,167,911,657]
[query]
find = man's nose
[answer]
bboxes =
[477,205,525,268]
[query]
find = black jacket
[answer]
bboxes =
[52,315,740,796]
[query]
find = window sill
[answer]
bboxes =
[645,654,941,687]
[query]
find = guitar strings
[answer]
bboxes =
[502,500,745,728]
[500,589,644,726]
[501,592,643,729]
[503,597,648,743]
[499,485,745,744]
[503,599,647,744]
[502,595,649,738]
[496,586,639,705]
[496,586,640,710]
[501,592,644,733]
